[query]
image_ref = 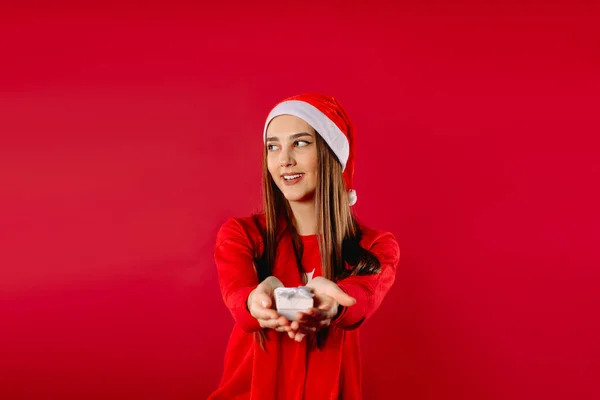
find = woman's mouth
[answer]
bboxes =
[282,173,304,185]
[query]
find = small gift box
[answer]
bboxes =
[274,286,315,321]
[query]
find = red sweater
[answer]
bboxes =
[209,214,400,400]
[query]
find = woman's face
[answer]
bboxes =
[265,115,318,205]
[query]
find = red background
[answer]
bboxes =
[1,2,599,399]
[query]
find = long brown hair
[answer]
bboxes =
[254,132,381,349]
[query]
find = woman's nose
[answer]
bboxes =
[278,148,294,167]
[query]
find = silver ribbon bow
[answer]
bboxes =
[277,286,315,300]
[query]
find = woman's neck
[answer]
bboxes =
[289,200,318,236]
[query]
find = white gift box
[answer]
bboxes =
[274,286,315,321]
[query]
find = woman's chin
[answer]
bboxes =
[284,193,315,204]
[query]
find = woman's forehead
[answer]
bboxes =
[266,114,315,136]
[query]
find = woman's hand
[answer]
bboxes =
[288,277,356,342]
[247,276,290,332]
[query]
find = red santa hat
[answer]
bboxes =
[263,93,357,206]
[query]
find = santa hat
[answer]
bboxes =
[263,93,357,206]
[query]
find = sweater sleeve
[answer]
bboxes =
[333,231,400,330]
[214,218,262,333]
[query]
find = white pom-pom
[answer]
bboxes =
[348,189,357,206]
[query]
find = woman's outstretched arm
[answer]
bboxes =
[214,218,290,333]
[289,231,400,339]
[214,218,263,332]
[333,231,400,330]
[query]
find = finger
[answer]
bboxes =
[252,304,279,320]
[250,292,279,319]
[298,325,317,334]
[261,315,289,330]
[253,291,273,309]
[252,302,280,320]
[329,288,356,307]
[276,316,290,327]
[304,307,325,319]
[296,314,321,329]
[296,307,334,330]
[260,318,280,329]
[294,333,306,342]
[312,295,340,317]
[295,311,314,323]
[305,307,336,322]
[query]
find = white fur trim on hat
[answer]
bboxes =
[263,100,350,171]
[348,189,357,206]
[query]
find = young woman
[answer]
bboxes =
[209,93,400,400]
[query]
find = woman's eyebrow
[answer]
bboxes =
[266,132,313,142]
[290,132,313,140]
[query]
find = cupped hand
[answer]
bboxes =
[247,276,290,332]
[288,277,356,342]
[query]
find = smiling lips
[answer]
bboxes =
[281,173,304,185]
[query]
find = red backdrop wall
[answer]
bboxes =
[1,2,598,399]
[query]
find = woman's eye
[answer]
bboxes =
[296,140,310,147]
[267,144,279,151]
